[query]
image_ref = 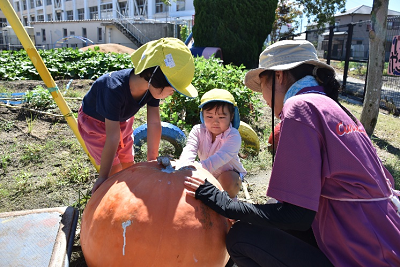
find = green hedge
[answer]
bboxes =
[192,0,277,69]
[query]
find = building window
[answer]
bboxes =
[30,0,34,9]
[36,31,40,36]
[78,8,84,20]
[118,2,127,17]
[15,1,20,12]
[67,10,73,20]
[37,15,44,21]
[54,0,60,8]
[0,18,7,27]
[100,3,113,19]
[70,31,75,36]
[46,0,51,5]
[176,0,185,11]
[135,0,145,16]
[97,27,102,41]
[82,27,87,38]
[155,0,165,13]
[30,15,35,22]
[47,14,52,21]
[23,17,28,25]
[56,12,61,21]
[63,28,67,37]
[90,6,98,19]
[22,0,27,10]
[36,0,42,7]
[42,29,46,42]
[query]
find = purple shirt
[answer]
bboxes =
[268,86,400,266]
[180,124,247,178]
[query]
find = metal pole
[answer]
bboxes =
[327,26,334,65]
[342,23,355,93]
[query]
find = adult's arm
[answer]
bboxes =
[196,180,316,231]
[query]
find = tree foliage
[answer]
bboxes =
[271,0,303,43]
[192,0,277,69]
[297,0,345,30]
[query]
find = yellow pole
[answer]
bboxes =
[0,0,99,172]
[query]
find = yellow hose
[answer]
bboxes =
[0,0,99,172]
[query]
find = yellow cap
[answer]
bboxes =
[131,38,198,98]
[200,88,237,107]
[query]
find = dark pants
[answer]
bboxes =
[226,221,333,267]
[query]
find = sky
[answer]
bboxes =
[296,0,400,33]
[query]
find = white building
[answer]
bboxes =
[0,0,195,50]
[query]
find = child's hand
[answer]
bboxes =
[92,176,107,194]
[184,175,206,198]
[173,159,195,170]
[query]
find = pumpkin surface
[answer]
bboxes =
[80,160,231,266]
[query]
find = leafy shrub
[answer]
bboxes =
[179,24,190,43]
[0,48,132,81]
[24,85,56,110]
[160,56,263,132]
[193,0,277,68]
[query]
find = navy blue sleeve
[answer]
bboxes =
[195,180,316,231]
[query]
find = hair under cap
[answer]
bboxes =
[244,40,335,92]
[131,37,198,98]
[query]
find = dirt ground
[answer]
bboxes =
[0,78,270,266]
[79,43,135,54]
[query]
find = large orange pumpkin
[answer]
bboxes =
[80,159,231,266]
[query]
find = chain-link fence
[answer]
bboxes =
[305,16,400,114]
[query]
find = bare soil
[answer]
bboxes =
[79,43,135,54]
[0,79,270,266]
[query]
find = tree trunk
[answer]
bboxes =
[360,0,389,136]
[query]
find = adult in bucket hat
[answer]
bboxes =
[184,40,400,267]
[78,37,198,194]
[179,88,246,199]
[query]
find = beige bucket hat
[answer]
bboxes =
[244,40,335,92]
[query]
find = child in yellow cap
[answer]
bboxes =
[78,37,197,194]
[179,88,246,198]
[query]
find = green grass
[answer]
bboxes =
[330,61,391,76]
[20,143,45,165]
[0,154,11,172]
[0,119,14,131]
[63,89,85,98]
[342,100,400,188]
[14,171,33,193]
[57,159,92,184]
